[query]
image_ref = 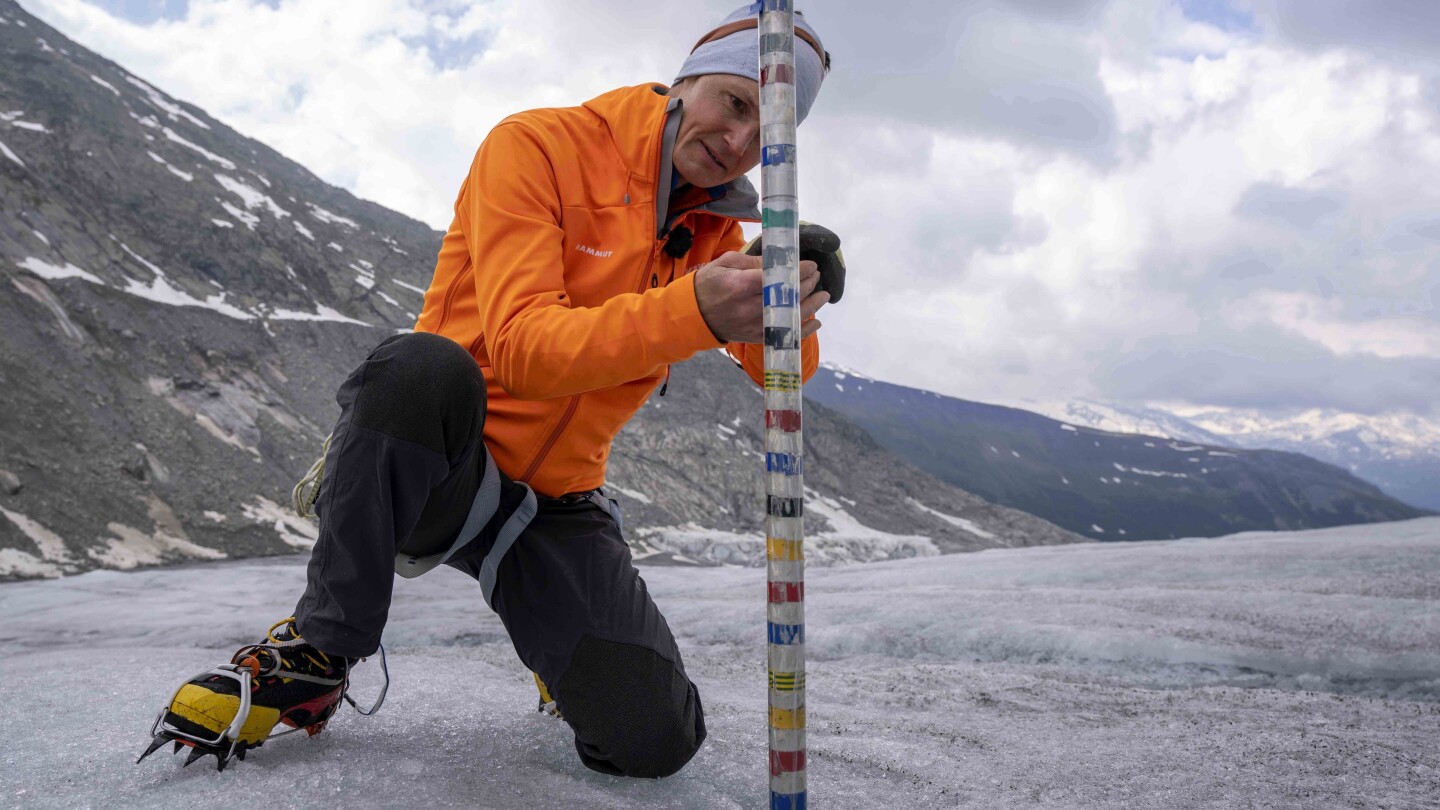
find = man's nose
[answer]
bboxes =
[723,122,759,157]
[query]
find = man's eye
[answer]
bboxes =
[730,94,745,112]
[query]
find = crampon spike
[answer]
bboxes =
[172,740,185,755]
[235,748,247,762]
[183,747,208,768]
[136,734,169,764]
[215,752,231,773]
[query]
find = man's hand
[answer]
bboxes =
[694,251,829,344]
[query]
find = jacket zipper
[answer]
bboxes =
[647,247,672,396]
[434,260,473,336]
[637,242,661,294]
[519,394,581,483]
[524,118,670,486]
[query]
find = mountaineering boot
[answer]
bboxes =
[137,617,355,771]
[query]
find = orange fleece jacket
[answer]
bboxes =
[414,84,819,497]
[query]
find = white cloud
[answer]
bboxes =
[1228,291,1440,359]
[22,0,1440,417]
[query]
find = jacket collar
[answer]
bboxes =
[582,84,760,236]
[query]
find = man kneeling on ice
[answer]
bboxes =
[140,6,846,777]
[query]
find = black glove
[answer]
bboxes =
[745,221,846,304]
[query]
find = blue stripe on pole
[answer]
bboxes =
[763,282,797,307]
[763,144,797,167]
[771,792,807,810]
[766,452,802,475]
[768,622,805,645]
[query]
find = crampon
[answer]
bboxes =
[136,617,388,772]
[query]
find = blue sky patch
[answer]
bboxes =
[405,28,493,72]
[1177,0,1255,32]
[103,0,191,25]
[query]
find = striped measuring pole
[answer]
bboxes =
[758,3,806,808]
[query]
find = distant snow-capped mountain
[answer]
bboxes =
[1173,408,1440,512]
[807,362,1432,540]
[997,398,1231,446]
[1009,397,1440,512]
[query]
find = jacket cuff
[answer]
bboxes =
[662,270,727,355]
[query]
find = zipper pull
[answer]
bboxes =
[651,273,658,288]
[659,366,670,396]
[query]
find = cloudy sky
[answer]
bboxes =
[21,0,1440,419]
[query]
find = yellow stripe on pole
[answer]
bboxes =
[769,706,806,729]
[769,671,806,691]
[767,537,804,560]
[764,370,802,391]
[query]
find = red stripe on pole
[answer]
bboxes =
[769,749,807,776]
[768,582,804,603]
[766,410,802,431]
[760,63,795,87]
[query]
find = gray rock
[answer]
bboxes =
[0,470,21,495]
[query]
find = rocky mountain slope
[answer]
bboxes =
[0,0,1078,579]
[806,365,1431,541]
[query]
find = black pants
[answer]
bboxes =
[293,332,705,778]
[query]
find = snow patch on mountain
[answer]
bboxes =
[217,199,258,230]
[240,497,318,550]
[308,203,360,229]
[0,136,24,166]
[906,497,999,541]
[392,278,426,296]
[162,126,233,169]
[267,304,372,327]
[0,506,73,566]
[818,360,873,383]
[0,548,62,578]
[125,74,211,130]
[89,521,226,569]
[607,484,653,505]
[16,256,101,283]
[115,241,256,320]
[121,268,254,320]
[89,74,120,95]
[146,150,192,181]
[215,173,289,219]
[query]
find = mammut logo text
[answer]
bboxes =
[576,245,613,258]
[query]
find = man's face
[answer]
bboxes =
[670,73,762,188]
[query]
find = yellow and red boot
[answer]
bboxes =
[137,617,355,771]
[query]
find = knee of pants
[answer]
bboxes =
[556,635,707,779]
[353,332,486,459]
